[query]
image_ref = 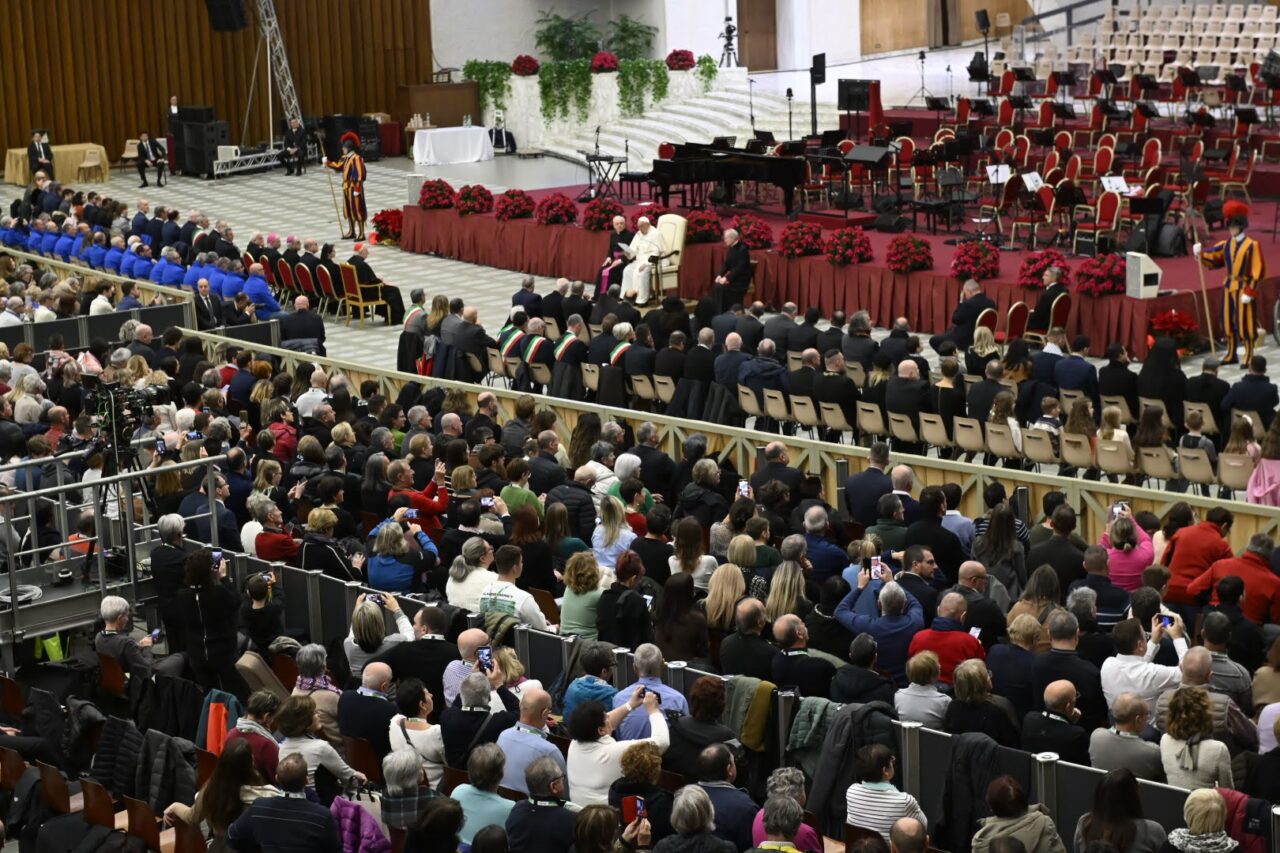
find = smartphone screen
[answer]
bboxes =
[1159,614,1174,628]
[239,410,249,423]
[150,629,161,641]
[636,796,647,819]
[211,549,223,565]
[405,509,418,519]
[643,594,654,609]
[155,437,166,454]
[477,645,494,671]
[737,481,749,497]
[187,431,202,440]
[480,497,495,508]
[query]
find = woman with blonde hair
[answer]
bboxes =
[342,593,413,676]
[966,325,1000,375]
[943,659,1019,747]
[1161,686,1233,789]
[726,535,757,586]
[895,650,951,727]
[561,551,604,640]
[1164,789,1237,853]
[123,354,150,388]
[424,294,449,336]
[703,562,745,633]
[329,421,356,450]
[592,495,636,573]
[985,613,1042,721]
[765,559,811,622]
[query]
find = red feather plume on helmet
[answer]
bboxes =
[1223,200,1250,221]
[339,131,361,148]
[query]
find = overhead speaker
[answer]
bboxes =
[811,52,826,85]
[205,0,248,32]
[837,79,873,112]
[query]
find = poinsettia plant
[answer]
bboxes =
[591,51,619,73]
[685,209,722,243]
[417,178,455,210]
[1075,252,1126,296]
[535,192,579,225]
[455,184,494,217]
[494,188,535,221]
[779,222,824,258]
[950,239,1001,281]
[886,234,933,274]
[729,214,772,249]
[824,227,874,266]
[511,54,540,76]
[1149,310,1200,348]
[1017,248,1071,289]
[371,208,403,245]
[582,198,625,231]
[631,204,670,230]
[666,49,696,70]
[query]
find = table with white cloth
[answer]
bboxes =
[412,127,494,166]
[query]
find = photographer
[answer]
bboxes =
[239,572,289,659]
[176,547,241,692]
[95,594,187,677]
[343,593,414,677]
[150,513,191,651]
[367,505,438,594]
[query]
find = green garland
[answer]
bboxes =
[694,54,718,91]
[462,60,513,114]
[617,59,670,117]
[539,59,592,122]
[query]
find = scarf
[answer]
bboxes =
[295,674,341,695]
[236,718,275,740]
[1173,733,1204,772]
[1167,830,1238,853]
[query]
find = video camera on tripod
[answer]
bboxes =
[83,377,170,437]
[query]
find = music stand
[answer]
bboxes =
[1134,101,1160,119]
[820,129,844,146]
[1225,74,1248,95]
[1235,107,1261,126]
[1133,75,1159,98]
[1177,67,1203,91]
[846,145,893,208]
[753,129,777,144]
[1125,196,1168,254]
[1028,128,1056,148]
[970,99,995,128]
[1052,70,1078,105]
[779,140,807,156]
[1050,102,1077,121]
[711,136,736,149]
[925,96,951,136]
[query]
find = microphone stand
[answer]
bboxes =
[748,78,756,131]
[786,89,794,140]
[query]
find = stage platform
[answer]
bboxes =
[400,188,1280,360]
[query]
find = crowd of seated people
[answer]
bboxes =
[0,307,1276,853]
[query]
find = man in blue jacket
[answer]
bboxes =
[85,232,108,269]
[159,248,186,286]
[131,245,155,281]
[116,281,143,312]
[103,236,126,272]
[835,569,923,686]
[219,261,247,299]
[243,263,281,319]
[52,221,75,261]
[738,337,791,433]
[38,220,59,255]
[183,252,207,288]
[119,241,142,278]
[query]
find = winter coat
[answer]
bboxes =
[135,729,198,813]
[675,482,730,530]
[808,701,899,837]
[1217,787,1268,853]
[91,716,144,799]
[971,805,1067,853]
[63,698,107,774]
[787,696,839,781]
[942,733,1002,853]
[329,797,392,853]
[653,832,737,853]
[197,689,245,755]
[545,480,597,541]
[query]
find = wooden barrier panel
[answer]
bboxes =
[184,329,1280,553]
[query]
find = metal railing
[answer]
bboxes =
[181,328,1280,552]
[1020,0,1109,46]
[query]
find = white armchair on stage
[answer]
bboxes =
[622,213,685,304]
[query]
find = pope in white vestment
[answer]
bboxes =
[620,217,666,304]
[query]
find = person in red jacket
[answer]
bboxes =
[1186,534,1280,625]
[266,401,299,464]
[386,459,449,530]
[254,501,300,562]
[1161,507,1235,618]
[907,591,985,683]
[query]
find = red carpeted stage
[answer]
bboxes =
[399,190,1280,360]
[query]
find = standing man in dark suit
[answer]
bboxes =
[542,279,569,331]
[193,278,226,330]
[280,117,308,175]
[1028,265,1068,331]
[713,227,752,312]
[628,421,676,500]
[1021,679,1091,764]
[512,275,543,318]
[136,133,167,188]
[1031,327,1068,385]
[931,279,996,352]
[843,442,892,528]
[735,302,766,355]
[27,132,53,180]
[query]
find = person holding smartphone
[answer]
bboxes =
[176,548,241,691]
[95,595,186,677]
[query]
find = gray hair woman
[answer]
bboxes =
[444,536,497,613]
[292,642,343,747]
[755,767,822,851]
[149,513,190,648]
[451,743,511,846]
[656,785,733,853]
[342,594,413,678]
[380,749,434,829]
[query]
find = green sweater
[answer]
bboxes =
[500,484,543,520]
[560,587,603,640]
[606,481,654,514]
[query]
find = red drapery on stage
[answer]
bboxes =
[868,80,884,130]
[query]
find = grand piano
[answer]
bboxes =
[648,142,809,214]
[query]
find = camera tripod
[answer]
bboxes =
[906,51,933,108]
[720,22,738,67]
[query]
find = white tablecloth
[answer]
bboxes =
[412,127,494,166]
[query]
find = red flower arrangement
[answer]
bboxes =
[949,239,1001,281]
[666,49,696,70]
[494,189,535,221]
[417,178,455,210]
[1075,252,1127,297]
[631,204,670,230]
[779,221,824,258]
[685,209,723,243]
[729,214,772,249]
[1017,248,1071,290]
[1149,309,1200,348]
[582,198,625,231]
[591,51,619,73]
[511,54,540,76]
[534,192,579,226]
[824,227,873,266]
[371,208,403,245]
[455,184,494,217]
[885,234,933,274]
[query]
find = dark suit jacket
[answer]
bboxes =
[762,316,795,352]
[685,346,715,383]
[1185,373,1230,423]
[948,293,997,349]
[1028,282,1068,330]
[718,631,778,681]
[1021,711,1091,765]
[629,444,676,500]
[710,311,740,347]
[812,371,859,424]
[903,517,965,581]
[1030,648,1107,730]
[513,289,543,318]
[1098,362,1139,415]
[966,379,1003,424]
[337,690,398,757]
[1221,374,1280,429]
[790,322,821,353]
[896,571,940,625]
[750,461,804,502]
[789,366,817,399]
[718,240,751,290]
[843,334,879,371]
[623,343,656,377]
[371,639,460,722]
[815,328,843,357]
[713,350,750,386]
[844,467,892,528]
[137,139,166,164]
[654,347,685,378]
[564,295,593,324]
[27,141,52,176]
[1027,535,1086,594]
[279,309,327,350]
[282,125,308,153]
[1054,355,1100,406]
[542,291,567,329]
[735,315,765,354]
[885,376,932,428]
[194,293,225,330]
[454,321,495,360]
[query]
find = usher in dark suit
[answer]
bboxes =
[713,240,752,312]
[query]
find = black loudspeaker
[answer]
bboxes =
[205,0,248,31]
[975,9,991,32]
[811,52,826,85]
[838,79,872,112]
[177,106,216,124]
[875,214,910,233]
[829,188,864,210]
[321,114,361,160]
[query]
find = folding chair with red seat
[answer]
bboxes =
[995,301,1029,349]
[1010,184,1057,249]
[996,98,1015,129]
[1027,100,1056,131]
[944,98,972,134]
[1072,190,1122,254]
[293,263,319,303]
[1125,138,1162,180]
[274,258,295,299]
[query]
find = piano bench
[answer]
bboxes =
[620,172,649,200]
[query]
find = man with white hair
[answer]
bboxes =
[512,274,543,318]
[804,505,848,582]
[0,297,22,327]
[598,215,635,294]
[454,305,497,382]
[712,227,752,312]
[543,277,570,329]
[279,295,326,354]
[621,216,665,304]
[294,368,329,418]
[94,595,186,676]
[835,568,924,686]
[932,278,996,353]
[440,668,518,768]
[611,643,690,738]
[739,338,790,432]
[886,358,930,455]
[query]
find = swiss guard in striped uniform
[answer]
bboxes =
[323,132,367,240]
[1197,201,1265,365]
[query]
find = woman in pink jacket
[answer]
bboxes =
[1247,422,1280,507]
[1099,508,1153,591]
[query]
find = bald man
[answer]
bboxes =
[497,686,567,794]
[950,561,1007,648]
[891,817,930,853]
[714,331,752,386]
[1090,693,1163,779]
[279,294,326,355]
[454,304,497,382]
[886,356,932,455]
[789,347,822,399]
[1021,678,1090,765]
[243,262,281,319]
[442,629,491,706]
[771,613,836,699]
[337,661,398,757]
[906,591,984,684]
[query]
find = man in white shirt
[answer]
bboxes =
[0,297,25,326]
[294,369,328,419]
[1100,615,1188,707]
[478,545,551,631]
[89,284,114,315]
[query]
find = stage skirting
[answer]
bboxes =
[401,205,1270,360]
